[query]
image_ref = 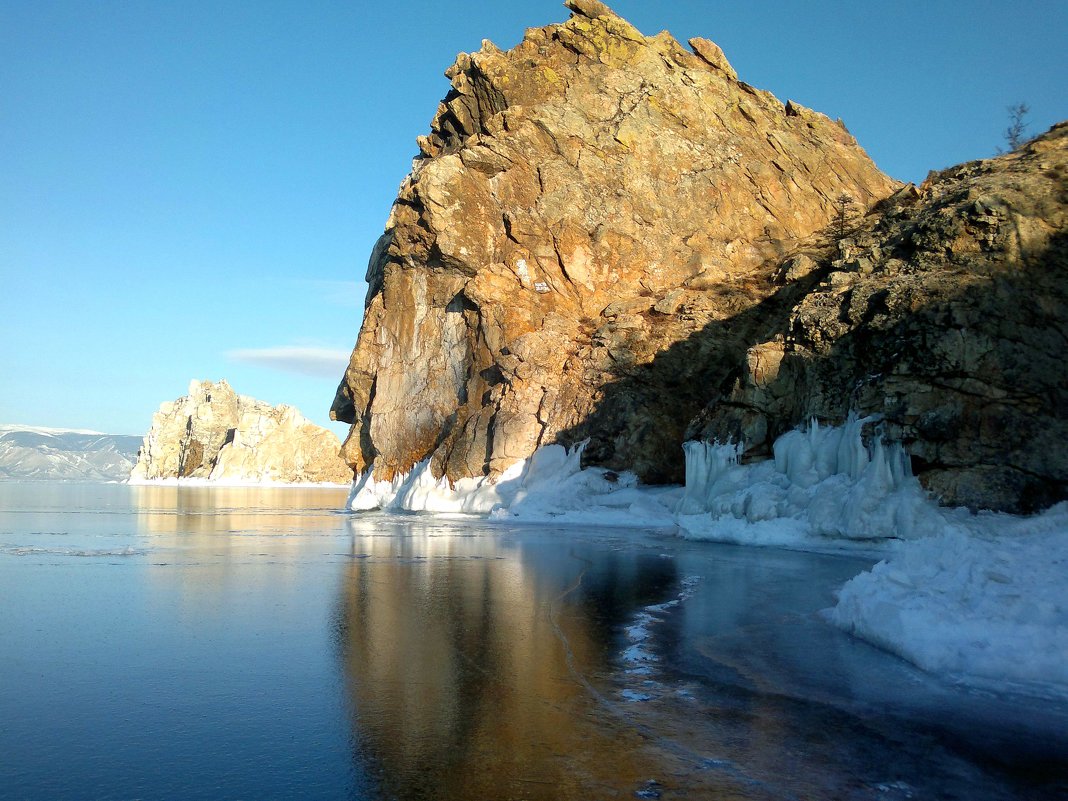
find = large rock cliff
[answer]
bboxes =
[132,380,352,484]
[331,0,897,485]
[332,0,1068,512]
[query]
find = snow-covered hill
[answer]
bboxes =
[0,425,141,481]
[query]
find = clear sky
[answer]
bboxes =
[2,1,1065,436]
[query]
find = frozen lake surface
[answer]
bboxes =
[1,482,1065,800]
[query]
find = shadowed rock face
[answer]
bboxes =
[690,123,1068,512]
[331,1,897,484]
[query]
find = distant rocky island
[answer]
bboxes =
[130,379,352,485]
[331,0,1067,513]
[0,425,141,481]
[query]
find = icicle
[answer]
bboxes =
[677,414,943,545]
[677,440,742,514]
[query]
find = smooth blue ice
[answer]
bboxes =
[1,482,1065,800]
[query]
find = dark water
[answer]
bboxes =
[1,483,1065,800]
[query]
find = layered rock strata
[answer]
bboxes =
[132,380,352,484]
[331,0,897,485]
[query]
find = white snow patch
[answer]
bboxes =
[347,443,680,527]
[827,502,1068,698]
[618,575,701,698]
[0,424,108,436]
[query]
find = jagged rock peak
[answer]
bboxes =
[565,0,617,20]
[332,4,897,487]
[419,3,754,160]
[132,379,351,484]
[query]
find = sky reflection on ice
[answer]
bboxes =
[1,483,1065,800]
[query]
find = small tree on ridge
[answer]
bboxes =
[1003,102,1030,150]
[833,192,856,239]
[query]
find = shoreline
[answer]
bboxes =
[126,477,350,489]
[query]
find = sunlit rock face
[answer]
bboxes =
[131,379,352,484]
[331,0,897,485]
[692,123,1068,512]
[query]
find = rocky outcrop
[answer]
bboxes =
[331,1,897,485]
[132,380,352,484]
[691,123,1068,512]
[332,1,1067,513]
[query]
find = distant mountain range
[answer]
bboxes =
[0,425,141,481]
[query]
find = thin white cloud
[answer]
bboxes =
[226,346,351,378]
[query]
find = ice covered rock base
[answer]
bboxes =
[828,509,1068,698]
[349,417,1068,698]
[676,416,946,548]
[347,443,677,527]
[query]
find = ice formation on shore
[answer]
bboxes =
[675,416,947,549]
[347,418,1068,697]
[828,504,1068,698]
[347,443,680,527]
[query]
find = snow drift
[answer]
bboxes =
[828,505,1068,698]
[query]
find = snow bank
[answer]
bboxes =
[347,443,680,528]
[827,504,1068,698]
[676,418,1068,696]
[676,416,948,549]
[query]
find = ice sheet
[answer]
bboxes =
[128,477,348,488]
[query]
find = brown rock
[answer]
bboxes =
[332,3,897,486]
[132,380,352,484]
[693,123,1068,512]
[688,37,737,80]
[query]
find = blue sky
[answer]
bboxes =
[2,1,1065,436]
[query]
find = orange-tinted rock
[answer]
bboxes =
[332,2,897,484]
